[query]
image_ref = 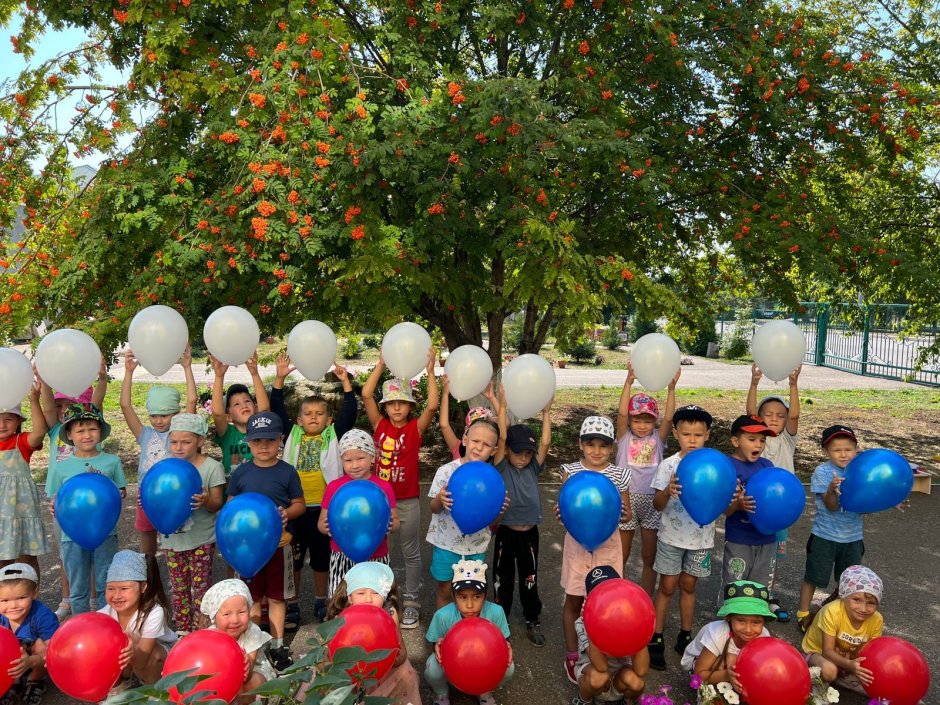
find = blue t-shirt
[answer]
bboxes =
[0,600,59,644]
[46,452,128,543]
[497,457,543,526]
[725,455,776,546]
[425,600,510,644]
[136,426,171,479]
[227,459,303,512]
[810,461,863,543]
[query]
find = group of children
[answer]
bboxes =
[0,347,902,705]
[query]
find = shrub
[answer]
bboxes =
[342,332,363,359]
[362,333,381,349]
[722,308,753,359]
[502,315,524,351]
[558,337,597,363]
[666,317,719,356]
[601,326,622,350]
[630,316,659,341]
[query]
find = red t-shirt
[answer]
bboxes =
[0,433,36,461]
[321,474,397,557]
[372,418,422,500]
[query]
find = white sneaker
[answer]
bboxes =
[54,602,71,621]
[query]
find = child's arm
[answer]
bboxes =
[822,474,843,512]
[658,369,680,444]
[210,355,229,438]
[331,364,359,438]
[317,506,330,536]
[694,648,736,686]
[270,353,294,432]
[181,344,197,413]
[439,374,461,455]
[361,354,385,430]
[191,483,224,514]
[493,384,508,465]
[416,347,440,436]
[388,506,400,533]
[725,481,755,516]
[120,350,145,441]
[653,472,680,512]
[91,356,109,409]
[26,381,48,449]
[37,365,57,429]
[246,351,269,412]
[429,469,453,514]
[130,636,159,673]
[482,381,500,417]
[630,645,650,678]
[821,633,874,686]
[786,365,801,435]
[745,363,762,416]
[536,396,553,465]
[616,361,636,439]
[283,495,305,521]
[619,490,632,525]
[587,641,609,676]
[7,640,46,679]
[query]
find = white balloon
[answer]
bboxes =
[287,321,338,381]
[0,348,35,411]
[203,306,260,366]
[35,329,101,398]
[382,322,432,380]
[502,354,556,419]
[631,333,681,392]
[751,320,806,382]
[444,345,493,401]
[127,305,189,376]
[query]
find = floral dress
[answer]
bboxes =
[0,434,50,559]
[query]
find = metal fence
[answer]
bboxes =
[719,303,940,386]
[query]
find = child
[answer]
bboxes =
[572,565,649,705]
[439,375,498,460]
[428,418,508,609]
[746,363,802,621]
[226,411,305,671]
[100,550,177,689]
[46,403,127,615]
[425,559,514,705]
[720,415,778,596]
[492,386,551,647]
[271,354,357,626]
[797,426,863,633]
[0,563,58,705]
[326,562,422,705]
[615,364,678,595]
[681,581,775,700]
[560,416,631,685]
[210,351,270,477]
[161,413,225,634]
[801,565,883,693]
[362,350,439,629]
[200,579,276,704]
[0,382,50,577]
[649,404,716,670]
[121,346,197,555]
[318,429,400,596]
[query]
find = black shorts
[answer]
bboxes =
[292,507,331,573]
[803,534,864,588]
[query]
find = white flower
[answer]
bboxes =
[808,666,822,679]
[724,690,740,705]
[717,682,734,695]
[826,687,840,703]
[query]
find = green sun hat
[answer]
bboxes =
[717,580,777,621]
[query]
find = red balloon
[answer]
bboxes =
[582,578,654,657]
[0,627,20,696]
[439,617,510,696]
[163,630,245,703]
[736,637,811,705]
[328,604,400,683]
[859,636,931,705]
[47,612,127,702]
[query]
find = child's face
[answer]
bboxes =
[227,393,257,425]
[342,449,374,479]
[214,595,251,639]
[0,582,36,622]
[55,400,71,423]
[298,401,331,437]
[170,431,203,460]
[843,591,878,626]
[384,400,412,425]
[0,413,21,441]
[68,420,102,453]
[731,432,767,462]
[348,587,385,608]
[824,437,858,469]
[728,614,765,646]
[453,588,486,618]
[463,423,498,463]
[759,401,788,434]
[579,438,613,469]
[673,420,710,454]
[506,448,534,470]
[247,437,282,463]
[629,413,656,438]
[105,580,144,614]
[149,414,174,433]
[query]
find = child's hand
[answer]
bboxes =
[124,349,139,373]
[483,381,496,404]
[506,642,513,666]
[434,640,443,663]
[741,493,757,513]
[426,346,437,372]
[896,497,912,512]
[728,666,744,693]
[191,488,208,511]
[7,647,32,678]
[242,648,252,684]
[275,353,295,380]
[750,363,762,385]
[209,354,228,378]
[789,365,802,385]
[626,360,636,385]
[852,657,874,686]
[49,498,56,519]
[32,362,46,387]
[437,486,453,511]
[322,516,331,537]
[441,374,450,394]
[245,351,259,374]
[542,396,554,414]
[333,364,349,382]
[498,383,507,404]
[29,378,41,400]
[668,473,682,498]
[668,368,681,389]
[180,343,192,368]
[278,506,288,528]
[118,638,133,669]
[554,503,563,524]
[828,475,843,495]
[99,355,109,379]
[388,606,399,626]
[501,492,511,513]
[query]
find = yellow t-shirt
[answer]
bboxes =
[296,434,327,505]
[801,599,883,659]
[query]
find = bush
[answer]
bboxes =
[722,308,753,359]
[558,337,597,363]
[601,326,622,350]
[502,316,524,351]
[666,317,719,356]
[342,332,363,359]
[362,333,381,349]
[630,316,659,342]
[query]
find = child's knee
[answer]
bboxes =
[678,574,698,594]
[820,660,838,683]
[581,665,611,695]
[614,667,644,698]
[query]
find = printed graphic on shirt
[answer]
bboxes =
[628,436,657,466]
[376,433,403,483]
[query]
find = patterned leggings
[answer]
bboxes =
[166,542,215,632]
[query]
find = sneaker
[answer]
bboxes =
[285,602,301,632]
[259,607,270,631]
[571,697,593,705]
[674,630,693,656]
[400,602,419,630]
[648,634,666,671]
[0,676,23,705]
[432,695,450,705]
[54,601,71,621]
[313,600,327,623]
[526,621,546,647]
[478,693,496,705]
[798,613,814,634]
[22,679,47,705]
[270,645,293,672]
[769,601,791,622]
[564,656,578,685]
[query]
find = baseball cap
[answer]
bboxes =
[730,414,777,437]
[580,416,615,443]
[757,395,789,413]
[506,424,537,453]
[628,393,660,419]
[584,565,620,595]
[672,404,714,428]
[716,581,777,620]
[0,563,38,584]
[821,425,857,447]
[244,411,283,441]
[452,558,487,593]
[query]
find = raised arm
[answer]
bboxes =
[331,364,359,438]
[745,363,762,416]
[658,369,680,444]
[37,367,57,429]
[181,344,197,413]
[361,353,385,430]
[416,347,440,436]
[91,356,109,409]
[26,381,48,449]
[536,396,553,465]
[786,365,801,435]
[270,353,294,432]
[439,374,461,455]
[246,351,269,412]
[119,349,145,441]
[210,354,229,438]
[493,384,508,465]
[616,361,636,439]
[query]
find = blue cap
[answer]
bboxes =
[245,411,283,441]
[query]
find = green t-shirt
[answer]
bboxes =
[214,424,252,476]
[159,457,226,552]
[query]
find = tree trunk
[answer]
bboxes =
[518,301,556,354]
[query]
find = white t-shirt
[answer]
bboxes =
[426,459,494,555]
[680,620,770,671]
[210,622,275,680]
[98,603,178,650]
[761,431,797,473]
[650,453,715,550]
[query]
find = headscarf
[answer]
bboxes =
[839,565,883,603]
[107,550,148,583]
[169,413,209,436]
[146,386,181,416]
[345,562,394,600]
[338,428,376,457]
[200,579,253,620]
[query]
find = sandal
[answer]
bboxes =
[769,602,791,623]
[401,600,420,630]
[284,602,301,632]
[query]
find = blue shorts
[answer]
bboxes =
[430,546,487,582]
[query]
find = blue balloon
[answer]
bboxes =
[559,472,622,552]
[216,493,281,578]
[746,467,806,534]
[840,448,913,513]
[676,448,738,527]
[329,480,392,563]
[56,473,122,551]
[140,458,203,537]
[449,461,507,535]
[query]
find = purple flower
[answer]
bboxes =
[689,674,703,690]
